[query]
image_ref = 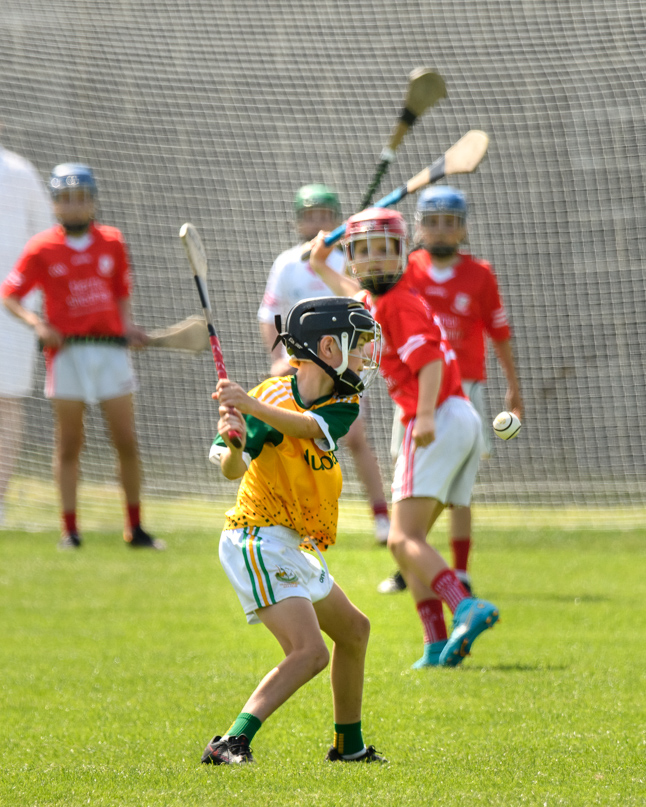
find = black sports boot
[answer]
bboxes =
[124,525,166,550]
[326,745,388,763]
[201,734,254,765]
[58,531,82,550]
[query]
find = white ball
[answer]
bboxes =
[492,411,521,440]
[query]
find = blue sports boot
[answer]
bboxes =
[412,640,448,669]
[439,598,499,667]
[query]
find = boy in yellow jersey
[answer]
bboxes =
[201,296,387,765]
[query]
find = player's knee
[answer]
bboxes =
[345,610,370,651]
[303,641,330,676]
[57,436,84,462]
[387,529,405,556]
[112,433,138,459]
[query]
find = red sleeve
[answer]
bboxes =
[0,245,43,300]
[112,234,132,299]
[387,287,444,373]
[481,265,512,341]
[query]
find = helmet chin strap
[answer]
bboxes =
[272,316,364,395]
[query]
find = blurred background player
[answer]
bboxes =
[1,163,163,550]
[309,209,500,668]
[258,184,390,544]
[202,297,385,764]
[0,130,54,525]
[378,186,523,595]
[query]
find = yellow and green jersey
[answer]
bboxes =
[211,375,359,550]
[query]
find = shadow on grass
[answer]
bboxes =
[492,592,611,604]
[480,663,569,672]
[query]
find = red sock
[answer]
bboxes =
[63,511,77,534]
[372,501,388,518]
[127,503,141,529]
[451,537,471,572]
[431,568,470,614]
[416,598,448,643]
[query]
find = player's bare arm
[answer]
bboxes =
[214,378,325,441]
[492,338,523,419]
[217,406,248,479]
[117,298,148,348]
[3,295,64,348]
[414,360,443,447]
[309,231,361,297]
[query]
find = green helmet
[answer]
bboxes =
[293,184,341,218]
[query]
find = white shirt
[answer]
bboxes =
[0,147,54,395]
[258,243,346,324]
[257,244,347,360]
[0,146,54,308]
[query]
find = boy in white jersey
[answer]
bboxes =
[201,296,387,765]
[258,185,390,544]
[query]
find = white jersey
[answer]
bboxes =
[0,147,54,396]
[258,243,346,322]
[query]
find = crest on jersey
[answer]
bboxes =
[453,292,471,314]
[98,255,114,276]
[49,263,68,277]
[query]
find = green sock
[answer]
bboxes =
[333,721,364,757]
[226,712,262,743]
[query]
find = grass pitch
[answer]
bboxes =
[1,502,645,806]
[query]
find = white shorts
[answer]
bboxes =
[0,310,38,397]
[390,380,491,462]
[392,396,483,506]
[45,343,137,404]
[219,525,335,624]
[461,380,492,458]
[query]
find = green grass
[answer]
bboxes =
[1,504,645,806]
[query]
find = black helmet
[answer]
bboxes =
[274,297,381,396]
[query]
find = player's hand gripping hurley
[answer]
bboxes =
[179,223,242,448]
[301,129,489,261]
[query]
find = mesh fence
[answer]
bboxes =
[1,0,645,528]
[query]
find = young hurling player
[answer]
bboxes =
[202,296,386,765]
[258,185,391,545]
[0,135,54,525]
[1,163,162,550]
[379,186,523,595]
[309,211,500,668]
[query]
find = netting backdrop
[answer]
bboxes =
[1,0,645,528]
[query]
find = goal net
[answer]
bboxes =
[1,0,644,530]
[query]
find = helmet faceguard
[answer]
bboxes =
[415,186,467,258]
[415,185,468,222]
[49,163,98,235]
[342,208,408,296]
[273,296,381,396]
[49,163,98,199]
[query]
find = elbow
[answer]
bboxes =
[221,462,245,481]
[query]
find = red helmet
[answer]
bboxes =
[342,208,408,295]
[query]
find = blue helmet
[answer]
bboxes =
[49,163,97,198]
[416,186,467,221]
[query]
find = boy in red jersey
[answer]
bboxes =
[380,186,523,595]
[309,210,500,668]
[1,163,162,550]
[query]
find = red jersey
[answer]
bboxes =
[1,222,131,339]
[367,281,465,425]
[405,249,511,381]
